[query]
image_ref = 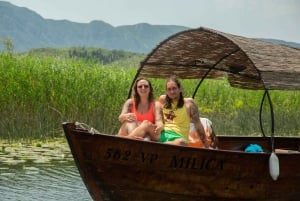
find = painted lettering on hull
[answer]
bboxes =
[103,148,158,164]
[169,156,224,170]
[102,148,224,171]
[141,152,158,163]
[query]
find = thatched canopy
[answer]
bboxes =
[138,27,300,90]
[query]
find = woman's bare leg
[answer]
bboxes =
[118,120,159,141]
[117,122,138,136]
[127,120,152,139]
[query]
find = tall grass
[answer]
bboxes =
[1,53,133,141]
[1,53,299,141]
[193,80,300,136]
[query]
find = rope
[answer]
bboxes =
[74,122,100,135]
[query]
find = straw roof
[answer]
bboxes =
[138,27,300,90]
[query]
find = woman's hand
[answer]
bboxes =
[119,113,136,123]
[123,113,136,122]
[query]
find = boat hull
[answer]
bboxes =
[63,122,300,201]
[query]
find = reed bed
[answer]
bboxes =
[0,53,299,141]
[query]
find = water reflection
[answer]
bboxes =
[0,161,92,201]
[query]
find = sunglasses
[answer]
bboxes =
[137,84,149,89]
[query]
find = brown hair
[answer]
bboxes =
[164,75,184,109]
[132,77,154,109]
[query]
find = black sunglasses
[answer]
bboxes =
[137,84,149,89]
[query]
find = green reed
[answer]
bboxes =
[0,53,133,141]
[1,53,299,141]
[192,80,300,136]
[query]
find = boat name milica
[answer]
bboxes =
[103,147,224,170]
[169,155,224,170]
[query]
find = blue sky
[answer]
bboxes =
[4,0,300,43]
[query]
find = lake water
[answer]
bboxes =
[0,161,92,201]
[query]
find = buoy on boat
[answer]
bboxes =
[269,152,280,181]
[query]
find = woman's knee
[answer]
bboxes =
[140,120,153,127]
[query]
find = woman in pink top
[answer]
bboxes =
[117,77,163,141]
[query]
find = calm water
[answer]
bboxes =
[0,161,92,201]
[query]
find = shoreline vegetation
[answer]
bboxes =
[1,48,299,144]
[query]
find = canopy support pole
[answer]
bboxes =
[192,49,240,98]
[259,90,275,150]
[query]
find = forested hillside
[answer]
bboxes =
[0,1,188,53]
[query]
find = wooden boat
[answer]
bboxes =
[63,27,300,201]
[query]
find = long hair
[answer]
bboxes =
[132,77,154,109]
[164,75,184,109]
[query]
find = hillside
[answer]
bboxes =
[0,1,188,53]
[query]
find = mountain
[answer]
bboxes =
[1,1,299,53]
[258,38,300,49]
[0,1,188,53]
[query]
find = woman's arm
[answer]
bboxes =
[118,99,136,123]
[154,101,163,136]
